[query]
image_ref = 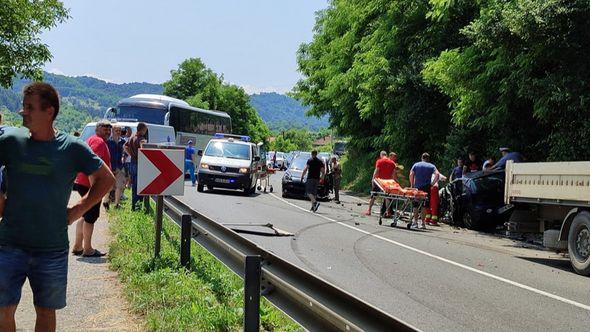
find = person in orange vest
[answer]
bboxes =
[425,173,446,226]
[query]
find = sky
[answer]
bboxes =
[41,0,328,94]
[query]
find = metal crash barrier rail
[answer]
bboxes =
[161,196,419,332]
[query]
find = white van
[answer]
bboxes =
[196,134,261,195]
[80,120,175,144]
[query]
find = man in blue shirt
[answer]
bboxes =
[185,140,197,186]
[493,147,524,170]
[409,153,440,229]
[450,158,463,181]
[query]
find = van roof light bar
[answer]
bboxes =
[214,133,251,142]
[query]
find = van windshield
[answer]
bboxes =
[204,141,250,160]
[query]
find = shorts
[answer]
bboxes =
[370,181,382,198]
[113,168,126,189]
[0,246,68,309]
[73,183,100,224]
[413,184,431,207]
[305,178,320,196]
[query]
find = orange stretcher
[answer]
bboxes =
[371,178,428,228]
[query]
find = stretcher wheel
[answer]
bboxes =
[270,186,273,193]
[257,186,262,190]
[263,188,267,193]
[390,221,396,228]
[406,222,412,230]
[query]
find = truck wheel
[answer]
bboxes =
[568,211,590,276]
[197,183,204,192]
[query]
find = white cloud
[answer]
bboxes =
[80,73,120,84]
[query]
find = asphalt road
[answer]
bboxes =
[177,172,590,332]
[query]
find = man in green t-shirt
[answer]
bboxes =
[0,82,115,332]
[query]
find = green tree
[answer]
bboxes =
[0,0,69,87]
[163,58,270,143]
[423,0,590,161]
[294,0,475,189]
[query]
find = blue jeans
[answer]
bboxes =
[0,246,68,309]
[185,160,196,185]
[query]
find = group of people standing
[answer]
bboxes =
[450,148,524,181]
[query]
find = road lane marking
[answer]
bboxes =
[269,193,590,312]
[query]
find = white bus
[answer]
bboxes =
[104,94,232,152]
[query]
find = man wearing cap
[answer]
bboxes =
[185,140,197,186]
[492,147,524,170]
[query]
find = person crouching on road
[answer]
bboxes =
[72,119,113,257]
[185,140,197,186]
[0,82,114,332]
[301,150,325,212]
[409,152,440,229]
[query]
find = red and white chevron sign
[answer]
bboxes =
[138,148,184,196]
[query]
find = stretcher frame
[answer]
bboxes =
[257,166,275,193]
[370,181,427,228]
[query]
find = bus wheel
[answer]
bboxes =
[197,183,204,192]
[568,211,590,276]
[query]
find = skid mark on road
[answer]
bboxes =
[269,193,590,312]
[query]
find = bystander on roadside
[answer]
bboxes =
[105,125,126,208]
[0,82,114,332]
[330,156,342,204]
[185,140,196,186]
[72,120,113,258]
[124,123,150,211]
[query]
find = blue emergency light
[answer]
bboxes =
[214,133,251,142]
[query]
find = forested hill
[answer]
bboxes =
[249,92,328,131]
[0,73,326,132]
[0,72,163,117]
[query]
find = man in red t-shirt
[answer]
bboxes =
[365,151,396,216]
[71,120,112,257]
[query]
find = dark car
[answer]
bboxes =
[439,170,512,230]
[282,154,332,199]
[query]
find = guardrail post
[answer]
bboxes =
[180,214,191,267]
[154,196,164,258]
[244,255,261,332]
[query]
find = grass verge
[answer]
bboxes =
[107,198,302,331]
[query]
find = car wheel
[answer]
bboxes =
[197,183,204,192]
[568,211,590,276]
[462,210,481,230]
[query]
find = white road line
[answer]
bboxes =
[269,193,590,312]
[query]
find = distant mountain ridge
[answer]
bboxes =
[0,73,327,131]
[249,92,328,131]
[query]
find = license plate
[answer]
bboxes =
[214,178,231,184]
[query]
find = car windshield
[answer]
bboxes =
[471,173,504,192]
[204,141,250,160]
[290,157,308,170]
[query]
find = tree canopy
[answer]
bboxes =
[0,0,69,88]
[163,58,269,143]
[295,0,590,190]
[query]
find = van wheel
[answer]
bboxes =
[462,211,481,230]
[568,212,590,275]
[197,183,204,192]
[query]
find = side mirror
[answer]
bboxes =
[198,150,203,156]
[254,156,261,162]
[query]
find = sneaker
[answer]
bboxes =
[410,221,420,230]
[102,202,110,211]
[334,200,341,204]
[192,183,196,187]
[314,202,320,212]
[419,220,427,229]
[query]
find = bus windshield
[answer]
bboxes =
[205,141,250,160]
[116,105,166,124]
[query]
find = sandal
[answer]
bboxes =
[82,249,106,257]
[72,249,83,256]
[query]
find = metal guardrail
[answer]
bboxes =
[162,196,419,332]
